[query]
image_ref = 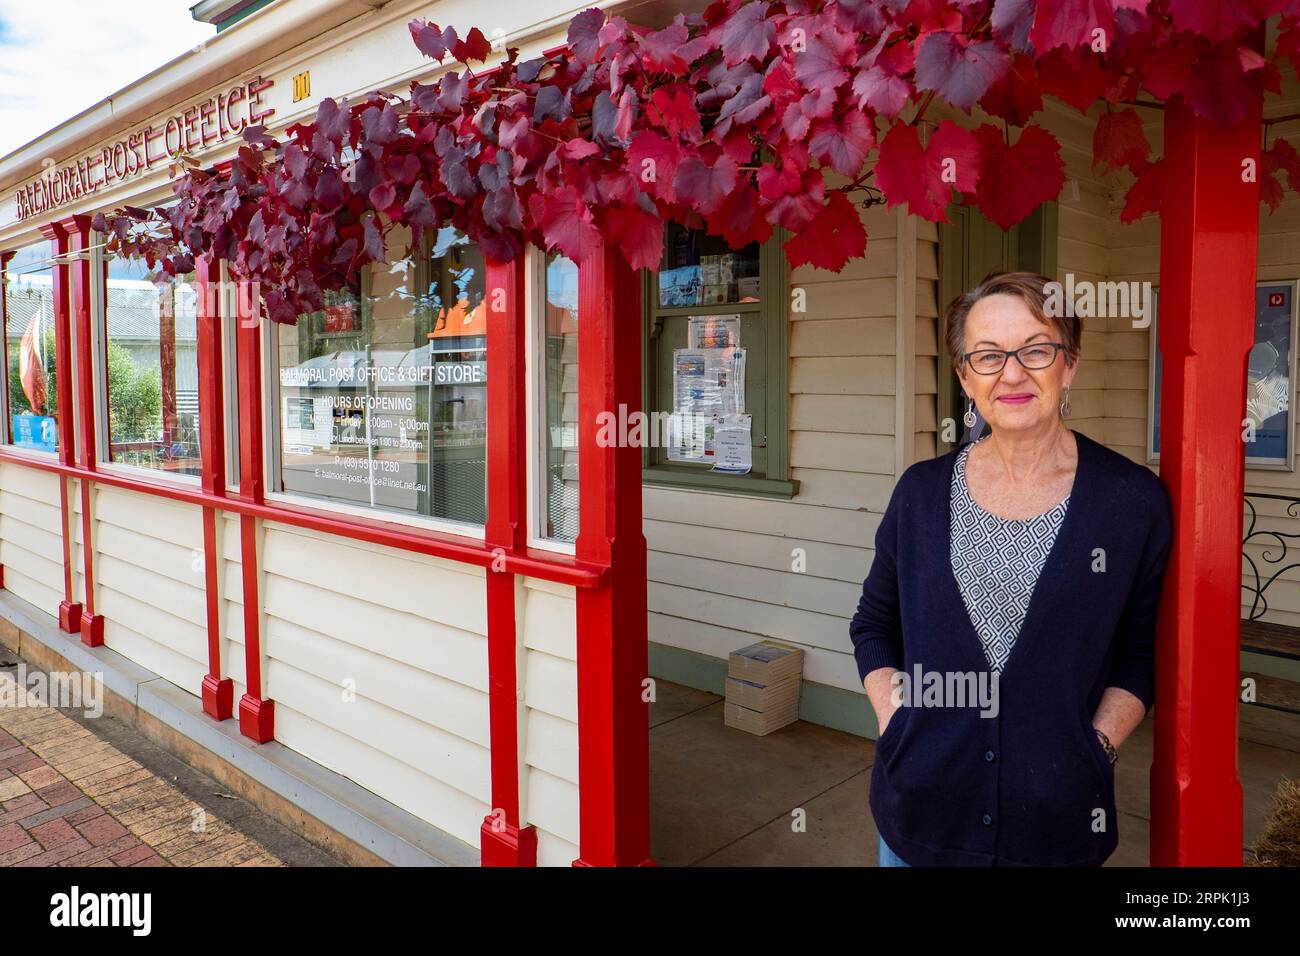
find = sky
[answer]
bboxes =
[0,0,215,158]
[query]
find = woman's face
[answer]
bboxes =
[957,293,1077,435]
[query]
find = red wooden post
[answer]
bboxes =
[235,275,273,742]
[1151,94,1261,865]
[480,255,538,866]
[36,222,82,633]
[159,281,177,449]
[65,217,103,646]
[196,255,233,721]
[573,239,653,867]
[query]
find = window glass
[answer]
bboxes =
[103,255,201,475]
[274,226,488,525]
[3,242,58,453]
[542,253,580,541]
[648,226,773,479]
[658,222,760,308]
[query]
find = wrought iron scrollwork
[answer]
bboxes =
[1242,493,1300,620]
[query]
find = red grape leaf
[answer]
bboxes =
[453,27,493,64]
[538,185,601,262]
[979,53,1042,126]
[720,1,774,66]
[852,64,912,118]
[1140,41,1197,100]
[569,8,606,63]
[707,181,773,249]
[1092,108,1149,173]
[766,170,826,231]
[875,120,980,222]
[1169,0,1258,44]
[409,19,448,61]
[794,29,856,90]
[1264,138,1300,194]
[915,32,1009,110]
[606,204,664,271]
[1183,40,1257,126]
[1276,21,1300,75]
[673,154,738,214]
[647,87,702,140]
[1120,158,1163,222]
[783,191,867,272]
[1036,46,1112,111]
[627,131,682,202]
[809,110,876,177]
[973,124,1065,230]
[1030,0,1116,54]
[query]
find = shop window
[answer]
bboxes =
[642,223,794,496]
[100,251,202,476]
[539,252,580,542]
[2,242,58,453]
[270,225,488,527]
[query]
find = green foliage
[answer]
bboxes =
[105,340,162,443]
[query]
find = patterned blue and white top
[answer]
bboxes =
[950,438,1071,672]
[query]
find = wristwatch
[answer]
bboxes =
[1095,728,1119,766]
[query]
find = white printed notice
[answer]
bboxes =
[669,347,747,462]
[712,415,753,475]
[688,314,741,350]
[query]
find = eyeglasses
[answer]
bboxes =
[962,342,1066,375]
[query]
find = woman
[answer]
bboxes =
[851,271,1173,867]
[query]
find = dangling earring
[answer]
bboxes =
[963,395,977,428]
[1059,385,1072,418]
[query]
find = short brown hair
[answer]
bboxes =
[943,271,1083,373]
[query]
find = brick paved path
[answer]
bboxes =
[0,687,282,867]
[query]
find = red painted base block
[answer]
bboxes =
[480,818,538,867]
[79,612,104,648]
[58,601,83,634]
[238,694,275,743]
[201,675,234,721]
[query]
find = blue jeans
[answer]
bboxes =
[878,833,911,867]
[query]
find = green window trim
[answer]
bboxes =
[640,228,797,498]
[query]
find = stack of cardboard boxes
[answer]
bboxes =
[724,640,804,736]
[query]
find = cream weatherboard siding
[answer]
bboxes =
[259,523,491,851]
[1041,100,1113,446]
[518,576,580,866]
[0,462,64,615]
[89,485,208,692]
[645,201,939,697]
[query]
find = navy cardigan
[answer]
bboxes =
[850,429,1173,866]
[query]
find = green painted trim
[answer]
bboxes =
[640,226,793,494]
[649,642,727,694]
[642,467,799,498]
[648,641,879,740]
[214,0,274,31]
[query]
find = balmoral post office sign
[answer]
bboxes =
[12,76,275,222]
